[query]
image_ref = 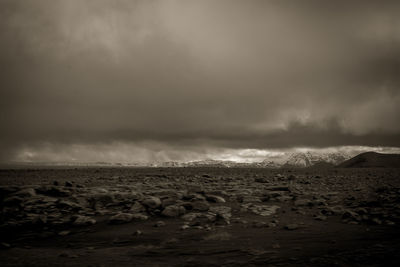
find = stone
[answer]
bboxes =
[131,213,149,221]
[180,224,190,230]
[206,195,226,203]
[73,215,96,226]
[58,230,71,236]
[342,210,361,222]
[190,201,210,211]
[253,221,269,228]
[3,196,24,206]
[265,186,290,191]
[242,203,280,216]
[285,224,299,230]
[109,213,134,224]
[130,202,146,213]
[241,195,262,203]
[314,215,327,221]
[182,213,216,224]
[36,186,70,197]
[209,206,232,221]
[90,193,115,207]
[142,196,162,209]
[0,242,11,249]
[154,221,166,227]
[161,205,186,217]
[13,188,36,198]
[132,230,142,236]
[294,199,313,207]
[255,177,270,183]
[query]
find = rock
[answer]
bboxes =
[265,186,290,191]
[190,201,210,211]
[206,195,226,203]
[25,214,47,225]
[130,202,146,213]
[209,206,232,223]
[132,230,143,236]
[182,193,206,201]
[108,213,147,224]
[180,224,190,230]
[65,181,73,187]
[72,215,96,226]
[3,196,24,206]
[131,213,149,221]
[182,213,216,224]
[253,221,269,228]
[161,205,186,217]
[13,188,36,198]
[36,186,70,197]
[285,224,299,230]
[372,218,382,225]
[161,197,177,208]
[58,230,71,236]
[327,205,345,215]
[255,177,269,183]
[241,204,280,216]
[203,232,231,241]
[0,242,11,249]
[56,200,82,210]
[59,251,78,258]
[109,213,134,224]
[241,195,262,203]
[314,215,327,221]
[263,191,284,198]
[342,210,361,222]
[90,193,115,207]
[154,221,166,227]
[294,199,313,207]
[142,196,162,209]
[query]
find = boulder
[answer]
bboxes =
[294,199,313,207]
[206,195,226,203]
[241,204,280,216]
[284,224,299,230]
[142,196,162,209]
[108,213,134,224]
[161,205,186,217]
[130,202,146,213]
[108,213,148,224]
[13,188,36,198]
[73,215,96,226]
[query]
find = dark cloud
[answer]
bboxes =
[0,0,400,162]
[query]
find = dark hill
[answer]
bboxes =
[307,161,335,169]
[338,152,400,168]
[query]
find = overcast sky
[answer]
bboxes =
[1,0,400,163]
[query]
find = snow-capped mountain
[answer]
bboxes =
[282,152,349,168]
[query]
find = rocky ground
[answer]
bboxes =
[0,167,400,266]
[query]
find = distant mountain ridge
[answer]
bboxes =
[282,151,348,168]
[151,151,351,168]
[338,152,400,168]
[15,151,392,169]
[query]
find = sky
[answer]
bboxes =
[1,0,400,163]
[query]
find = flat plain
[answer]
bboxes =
[1,167,400,266]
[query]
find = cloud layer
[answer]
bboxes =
[1,0,400,162]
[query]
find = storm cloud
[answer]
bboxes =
[1,0,400,163]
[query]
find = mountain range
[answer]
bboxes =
[6,151,399,168]
[152,151,352,168]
